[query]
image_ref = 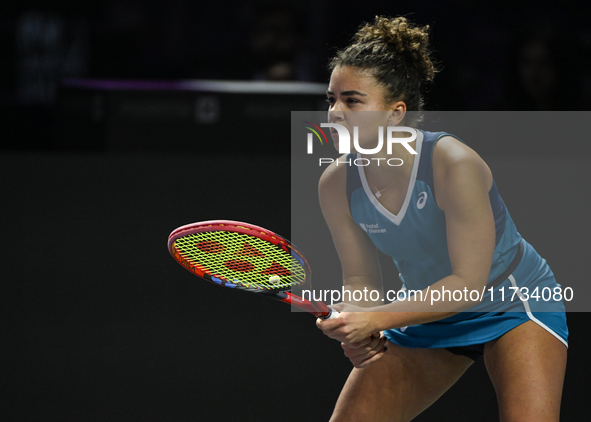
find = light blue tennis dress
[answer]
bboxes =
[346,130,568,349]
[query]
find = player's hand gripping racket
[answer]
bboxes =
[168,220,338,319]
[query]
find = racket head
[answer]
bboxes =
[168,220,310,293]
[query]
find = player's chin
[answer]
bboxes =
[331,131,341,151]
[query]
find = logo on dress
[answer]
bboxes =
[359,223,386,234]
[417,191,427,209]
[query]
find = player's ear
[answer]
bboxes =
[388,101,407,126]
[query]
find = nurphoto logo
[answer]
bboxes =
[304,123,418,167]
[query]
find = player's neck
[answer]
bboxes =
[362,148,414,194]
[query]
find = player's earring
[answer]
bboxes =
[389,121,394,126]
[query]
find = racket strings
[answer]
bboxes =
[173,231,306,290]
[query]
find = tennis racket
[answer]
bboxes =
[168,220,338,319]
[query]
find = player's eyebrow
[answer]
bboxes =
[326,90,367,96]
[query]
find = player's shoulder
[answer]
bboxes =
[432,135,490,176]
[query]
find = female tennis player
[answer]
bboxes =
[315,16,568,422]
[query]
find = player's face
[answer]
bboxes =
[326,66,392,153]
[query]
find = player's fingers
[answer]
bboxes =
[341,340,368,353]
[317,319,349,344]
[317,318,354,343]
[354,345,388,368]
[316,317,335,331]
[343,336,387,359]
[344,332,382,350]
[343,336,370,349]
[316,314,342,329]
[369,335,386,350]
[357,332,381,347]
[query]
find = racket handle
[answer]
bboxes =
[320,307,339,320]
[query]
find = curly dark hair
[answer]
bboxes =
[330,16,437,113]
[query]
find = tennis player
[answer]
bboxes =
[316,16,568,422]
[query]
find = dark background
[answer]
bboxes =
[2,1,590,420]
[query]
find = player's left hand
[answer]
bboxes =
[341,332,388,368]
[316,302,377,344]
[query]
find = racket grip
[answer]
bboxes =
[320,307,339,320]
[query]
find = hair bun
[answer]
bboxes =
[356,16,435,83]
